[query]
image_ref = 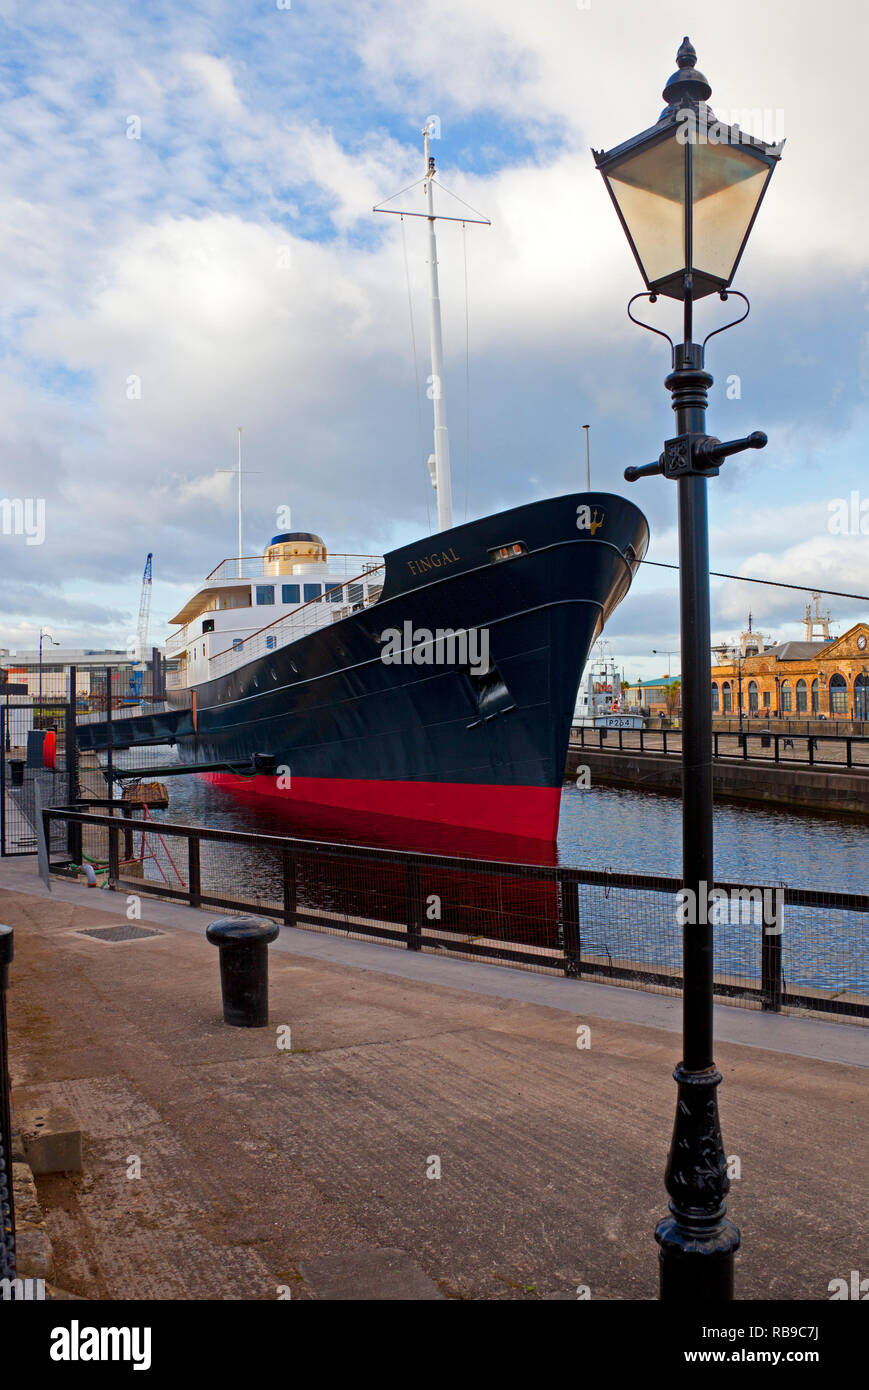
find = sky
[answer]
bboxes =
[0,0,866,682]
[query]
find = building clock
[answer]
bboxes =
[858,634,867,650]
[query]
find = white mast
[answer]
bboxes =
[374,128,489,533]
[582,424,591,492]
[237,426,243,577]
[423,128,452,531]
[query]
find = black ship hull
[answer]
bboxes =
[174,493,649,844]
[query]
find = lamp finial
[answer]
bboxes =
[662,35,712,109]
[677,37,697,68]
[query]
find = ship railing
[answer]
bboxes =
[166,630,190,657]
[166,594,254,657]
[208,564,386,680]
[204,553,384,583]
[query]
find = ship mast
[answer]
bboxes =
[237,426,243,578]
[373,129,489,536]
[423,128,452,532]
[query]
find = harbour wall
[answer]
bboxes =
[565,748,869,816]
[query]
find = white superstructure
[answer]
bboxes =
[166,532,383,691]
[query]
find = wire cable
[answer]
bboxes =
[639,559,868,604]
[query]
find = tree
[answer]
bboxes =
[665,680,682,720]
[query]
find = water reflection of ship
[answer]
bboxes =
[158,778,564,952]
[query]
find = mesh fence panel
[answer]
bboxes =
[782,903,869,1005]
[41,810,869,1025]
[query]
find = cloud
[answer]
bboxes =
[0,0,864,681]
[178,52,244,118]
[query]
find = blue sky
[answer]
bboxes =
[0,0,866,681]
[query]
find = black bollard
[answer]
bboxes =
[205,916,280,1028]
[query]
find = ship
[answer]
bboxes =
[160,493,648,845]
[78,126,650,848]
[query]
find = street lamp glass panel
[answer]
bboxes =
[604,135,685,288]
[691,142,770,284]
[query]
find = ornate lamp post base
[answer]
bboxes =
[655,1064,741,1299]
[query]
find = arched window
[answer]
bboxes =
[829,672,847,714]
[855,673,869,721]
[748,680,758,712]
[796,678,807,713]
[811,678,819,714]
[722,680,732,713]
[781,681,792,713]
[711,683,719,713]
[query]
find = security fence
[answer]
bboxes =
[0,704,70,857]
[40,804,869,1026]
[1,662,170,857]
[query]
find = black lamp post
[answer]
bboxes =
[594,38,782,1300]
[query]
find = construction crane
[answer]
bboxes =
[136,553,153,660]
[126,554,153,702]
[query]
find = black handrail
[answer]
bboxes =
[569,725,868,770]
[38,805,869,1023]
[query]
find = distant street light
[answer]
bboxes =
[652,648,678,680]
[38,630,60,710]
[594,37,782,1300]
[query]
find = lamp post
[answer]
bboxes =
[652,648,678,679]
[38,630,60,713]
[594,38,782,1300]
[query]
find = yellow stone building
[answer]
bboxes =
[710,620,869,720]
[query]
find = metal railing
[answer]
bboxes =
[165,598,255,657]
[204,553,384,583]
[40,805,869,1024]
[207,565,385,680]
[569,725,869,770]
[712,715,868,737]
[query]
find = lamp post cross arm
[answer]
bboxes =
[626,429,768,483]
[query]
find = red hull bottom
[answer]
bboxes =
[202,772,561,857]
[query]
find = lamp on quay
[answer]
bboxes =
[593,38,782,1300]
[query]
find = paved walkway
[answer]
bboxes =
[1,858,866,1300]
